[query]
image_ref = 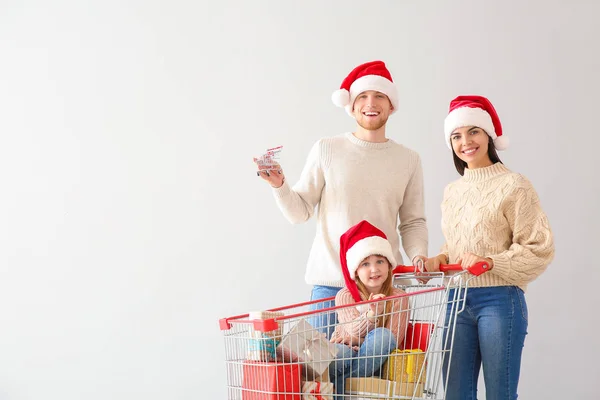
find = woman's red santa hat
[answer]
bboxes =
[339,220,397,302]
[331,60,399,118]
[444,95,509,150]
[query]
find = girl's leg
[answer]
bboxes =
[329,343,355,399]
[443,289,482,400]
[476,286,528,400]
[353,327,397,377]
[308,285,341,339]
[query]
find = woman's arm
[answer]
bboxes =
[488,175,555,285]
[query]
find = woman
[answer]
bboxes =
[426,95,555,400]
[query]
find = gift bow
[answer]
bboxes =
[308,381,324,400]
[301,332,330,361]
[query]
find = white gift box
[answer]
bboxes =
[301,381,334,400]
[276,319,338,380]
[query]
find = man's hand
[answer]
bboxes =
[412,255,427,272]
[253,158,285,188]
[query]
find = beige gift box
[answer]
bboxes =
[345,377,424,399]
[247,311,285,362]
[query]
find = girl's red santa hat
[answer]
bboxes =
[339,220,397,302]
[331,61,399,118]
[444,95,509,150]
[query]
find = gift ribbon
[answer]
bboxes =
[302,332,331,361]
[308,381,324,400]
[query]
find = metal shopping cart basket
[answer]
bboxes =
[218,263,486,399]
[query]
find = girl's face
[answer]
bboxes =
[450,126,493,169]
[355,255,390,294]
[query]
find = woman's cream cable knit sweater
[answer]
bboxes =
[440,163,555,291]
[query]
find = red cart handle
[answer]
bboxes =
[393,261,490,276]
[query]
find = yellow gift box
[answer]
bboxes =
[383,349,426,383]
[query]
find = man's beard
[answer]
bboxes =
[356,114,388,131]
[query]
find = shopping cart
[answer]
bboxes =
[218,263,487,399]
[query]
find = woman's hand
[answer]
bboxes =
[424,254,448,272]
[457,252,494,271]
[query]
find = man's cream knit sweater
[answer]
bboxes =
[272,133,428,288]
[440,163,554,291]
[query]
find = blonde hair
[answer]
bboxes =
[355,256,394,327]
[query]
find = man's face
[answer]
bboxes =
[351,90,394,131]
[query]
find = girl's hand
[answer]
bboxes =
[330,335,345,344]
[457,252,494,271]
[330,334,360,347]
[368,293,386,316]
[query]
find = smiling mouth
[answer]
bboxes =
[462,147,478,155]
[369,275,382,280]
[363,111,380,117]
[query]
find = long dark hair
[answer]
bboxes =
[452,134,503,176]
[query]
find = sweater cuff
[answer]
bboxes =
[489,253,511,280]
[407,248,428,264]
[271,180,291,199]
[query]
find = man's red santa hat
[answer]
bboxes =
[332,61,399,118]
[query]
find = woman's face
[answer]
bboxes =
[450,126,493,169]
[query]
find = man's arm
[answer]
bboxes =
[271,140,326,224]
[398,153,428,261]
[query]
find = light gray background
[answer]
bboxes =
[1,1,598,399]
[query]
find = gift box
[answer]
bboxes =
[345,377,423,399]
[276,319,338,380]
[402,322,433,352]
[242,361,301,400]
[248,311,285,362]
[383,349,426,383]
[344,377,389,398]
[301,381,334,400]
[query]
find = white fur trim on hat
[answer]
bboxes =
[342,75,398,118]
[345,236,397,280]
[444,107,496,149]
[493,135,509,150]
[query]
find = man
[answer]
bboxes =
[254,60,429,337]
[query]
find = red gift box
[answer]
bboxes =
[403,322,433,352]
[242,361,302,400]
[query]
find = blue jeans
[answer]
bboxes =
[308,285,341,339]
[329,327,397,399]
[443,286,528,400]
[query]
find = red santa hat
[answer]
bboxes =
[339,220,397,302]
[443,95,509,150]
[331,61,399,118]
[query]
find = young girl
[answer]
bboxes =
[328,220,409,397]
[426,95,555,400]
